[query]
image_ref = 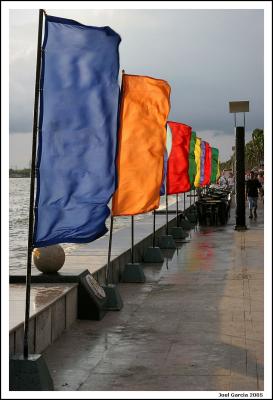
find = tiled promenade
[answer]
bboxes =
[44,203,264,392]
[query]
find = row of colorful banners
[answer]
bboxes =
[33,15,220,247]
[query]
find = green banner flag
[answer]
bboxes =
[188,131,197,189]
[211,147,219,183]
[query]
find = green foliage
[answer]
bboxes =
[245,129,264,170]
[220,158,233,171]
[220,129,263,172]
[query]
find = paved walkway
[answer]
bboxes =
[44,203,264,391]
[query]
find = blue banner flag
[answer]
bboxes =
[33,16,121,247]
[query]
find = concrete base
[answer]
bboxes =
[176,239,191,244]
[121,263,146,283]
[10,269,89,284]
[9,354,54,391]
[161,248,176,259]
[180,219,194,230]
[143,247,164,263]
[234,225,248,231]
[102,284,123,311]
[170,227,188,240]
[185,214,198,224]
[158,235,176,249]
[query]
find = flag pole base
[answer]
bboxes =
[180,218,194,230]
[163,248,176,259]
[121,263,145,283]
[9,354,54,391]
[102,284,123,311]
[158,235,176,249]
[170,227,189,240]
[234,225,247,231]
[143,247,164,263]
[184,213,198,225]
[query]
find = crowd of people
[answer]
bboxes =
[217,168,264,220]
[219,171,235,192]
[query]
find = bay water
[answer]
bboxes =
[9,178,177,272]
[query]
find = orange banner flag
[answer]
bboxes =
[112,74,171,216]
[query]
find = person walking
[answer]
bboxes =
[227,172,235,193]
[245,170,262,219]
[245,170,250,182]
[219,171,228,187]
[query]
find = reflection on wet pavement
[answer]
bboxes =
[43,203,264,391]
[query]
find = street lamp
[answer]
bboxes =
[231,146,235,173]
[229,101,249,231]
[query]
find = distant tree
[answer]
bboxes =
[245,129,264,170]
[220,129,264,172]
[220,159,233,171]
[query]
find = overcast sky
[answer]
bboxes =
[9,7,264,168]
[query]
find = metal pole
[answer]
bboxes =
[105,216,114,285]
[189,189,192,206]
[152,210,156,247]
[176,194,179,227]
[235,126,246,230]
[165,193,169,235]
[24,9,44,359]
[131,215,134,263]
[183,192,186,211]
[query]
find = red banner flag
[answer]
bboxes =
[203,142,212,186]
[167,121,191,194]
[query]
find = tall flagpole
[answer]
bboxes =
[165,189,169,235]
[131,215,134,263]
[104,68,125,287]
[24,9,45,359]
[152,210,156,247]
[165,123,169,235]
[105,216,114,285]
[176,193,179,227]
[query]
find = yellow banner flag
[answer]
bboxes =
[194,137,202,188]
[112,74,171,216]
[216,158,221,181]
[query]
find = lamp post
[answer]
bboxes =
[229,101,249,231]
[232,146,235,175]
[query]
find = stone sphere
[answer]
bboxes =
[33,245,65,273]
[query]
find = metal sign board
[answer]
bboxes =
[229,101,249,113]
[85,274,106,299]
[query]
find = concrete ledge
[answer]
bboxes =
[9,283,78,355]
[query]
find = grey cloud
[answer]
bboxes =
[9,9,264,162]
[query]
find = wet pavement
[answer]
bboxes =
[44,203,264,391]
